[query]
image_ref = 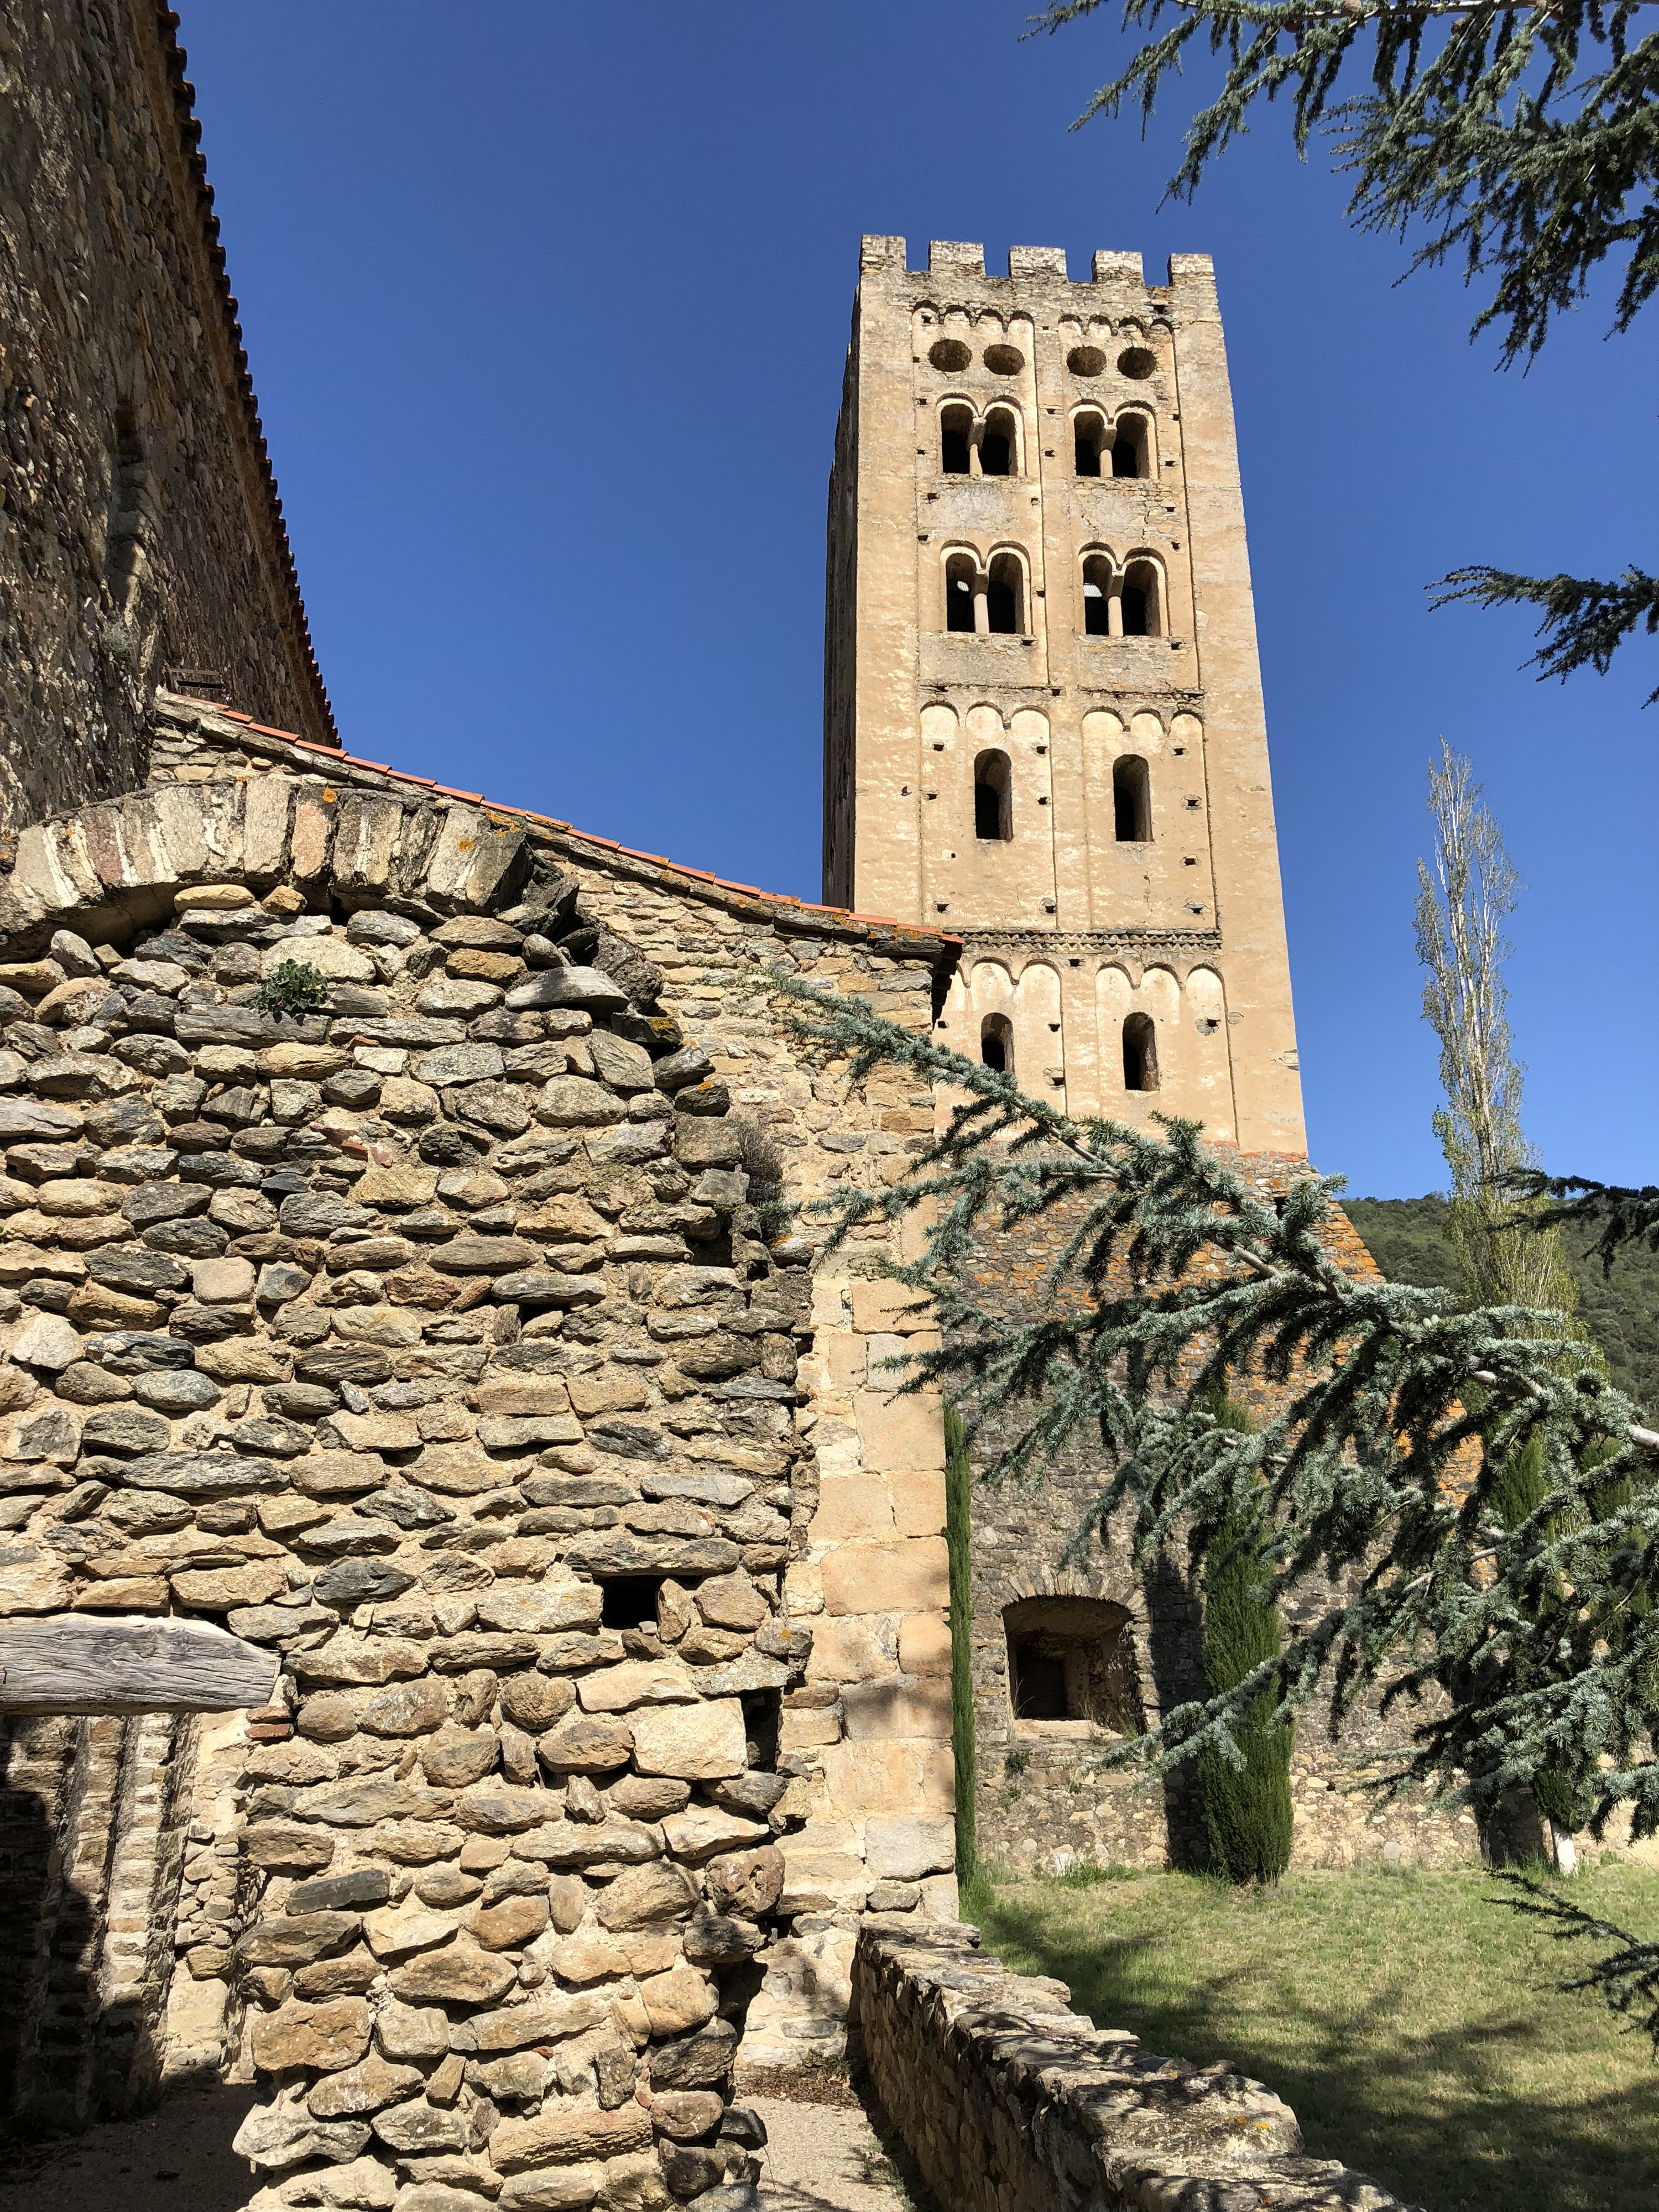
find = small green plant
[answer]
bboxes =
[256,959,330,1020]
[1004,1748,1030,1777]
[1055,1860,1139,1888]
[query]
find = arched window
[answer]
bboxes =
[1073,411,1107,478]
[973,750,1011,841]
[945,552,977,633]
[1110,414,1149,479]
[986,551,1023,635]
[1081,553,1114,638]
[980,1013,1014,1076]
[940,404,973,476]
[980,405,1018,478]
[1123,1011,1159,1093]
[1112,755,1151,843]
[1121,558,1161,638]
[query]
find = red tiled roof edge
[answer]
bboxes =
[152,8,338,750]
[154,693,964,965]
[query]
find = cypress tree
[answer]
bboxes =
[943,1405,977,1884]
[1196,1396,1293,1884]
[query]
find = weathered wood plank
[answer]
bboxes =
[0,1615,277,1714]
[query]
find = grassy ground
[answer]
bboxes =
[961,1863,1659,2212]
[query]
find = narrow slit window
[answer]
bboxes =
[945,552,977,633]
[940,403,973,476]
[980,406,1017,478]
[1081,553,1113,638]
[1110,416,1148,478]
[1123,1011,1159,1093]
[973,749,1011,842]
[980,1013,1014,1076]
[986,551,1022,635]
[1113,755,1151,843]
[1121,558,1161,637]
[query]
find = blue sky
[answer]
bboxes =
[181,1,1656,1199]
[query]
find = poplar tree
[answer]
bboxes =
[776,975,1659,2038]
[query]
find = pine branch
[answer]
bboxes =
[1031,1,1659,362]
[1432,564,1659,699]
[1491,1872,1659,2046]
[1503,1168,1659,1272]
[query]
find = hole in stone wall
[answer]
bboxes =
[1067,345,1107,378]
[1117,347,1156,379]
[930,338,972,372]
[1005,1595,1142,1731]
[983,343,1025,375]
[600,1576,665,1629]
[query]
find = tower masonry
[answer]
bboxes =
[825,235,1306,1155]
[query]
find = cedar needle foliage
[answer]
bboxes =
[776,970,1659,2039]
[1031,0,1658,693]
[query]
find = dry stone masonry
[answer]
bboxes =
[0,735,959,2195]
[853,1918,1420,2212]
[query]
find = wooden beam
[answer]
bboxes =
[0,1615,278,1715]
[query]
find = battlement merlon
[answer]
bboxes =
[856,235,1218,310]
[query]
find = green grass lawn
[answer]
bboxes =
[960,1863,1659,2212]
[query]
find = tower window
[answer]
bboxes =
[1073,411,1107,478]
[1121,559,1161,637]
[973,750,1012,842]
[1081,553,1113,638]
[1111,415,1148,478]
[980,1013,1014,1076]
[945,552,977,633]
[1113,755,1151,843]
[940,403,973,476]
[1123,1011,1159,1093]
[980,405,1018,478]
[986,552,1023,635]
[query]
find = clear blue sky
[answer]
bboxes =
[181,1,1655,1200]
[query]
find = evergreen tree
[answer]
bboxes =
[1033,0,1658,693]
[1196,1396,1294,1882]
[775,974,1659,2038]
[944,1404,979,1884]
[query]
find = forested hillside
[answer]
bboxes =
[1343,1195,1658,1416]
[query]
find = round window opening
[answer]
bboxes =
[983,343,1025,376]
[928,338,972,373]
[1117,346,1156,380]
[1066,345,1107,378]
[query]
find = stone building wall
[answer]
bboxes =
[852,1917,1418,2212]
[0,1,334,837]
[0,723,958,2192]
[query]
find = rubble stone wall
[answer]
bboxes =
[0,1,332,837]
[852,1917,1420,2212]
[0,743,957,2195]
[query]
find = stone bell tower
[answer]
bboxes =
[823,236,1305,1157]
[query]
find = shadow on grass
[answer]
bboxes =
[967,1877,1659,2212]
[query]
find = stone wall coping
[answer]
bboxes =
[140,695,962,972]
[853,1918,1421,2211]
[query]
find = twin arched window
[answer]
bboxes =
[941,403,1021,478]
[1081,552,1162,638]
[1074,410,1150,481]
[945,550,1026,636]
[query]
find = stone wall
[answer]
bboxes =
[852,1917,1418,2212]
[0,738,958,2188]
[0,1,333,837]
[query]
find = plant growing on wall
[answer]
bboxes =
[255,958,330,1020]
[1196,1395,1293,1883]
[776,974,1659,2037]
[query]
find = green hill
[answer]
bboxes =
[1342,1194,1658,1418]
